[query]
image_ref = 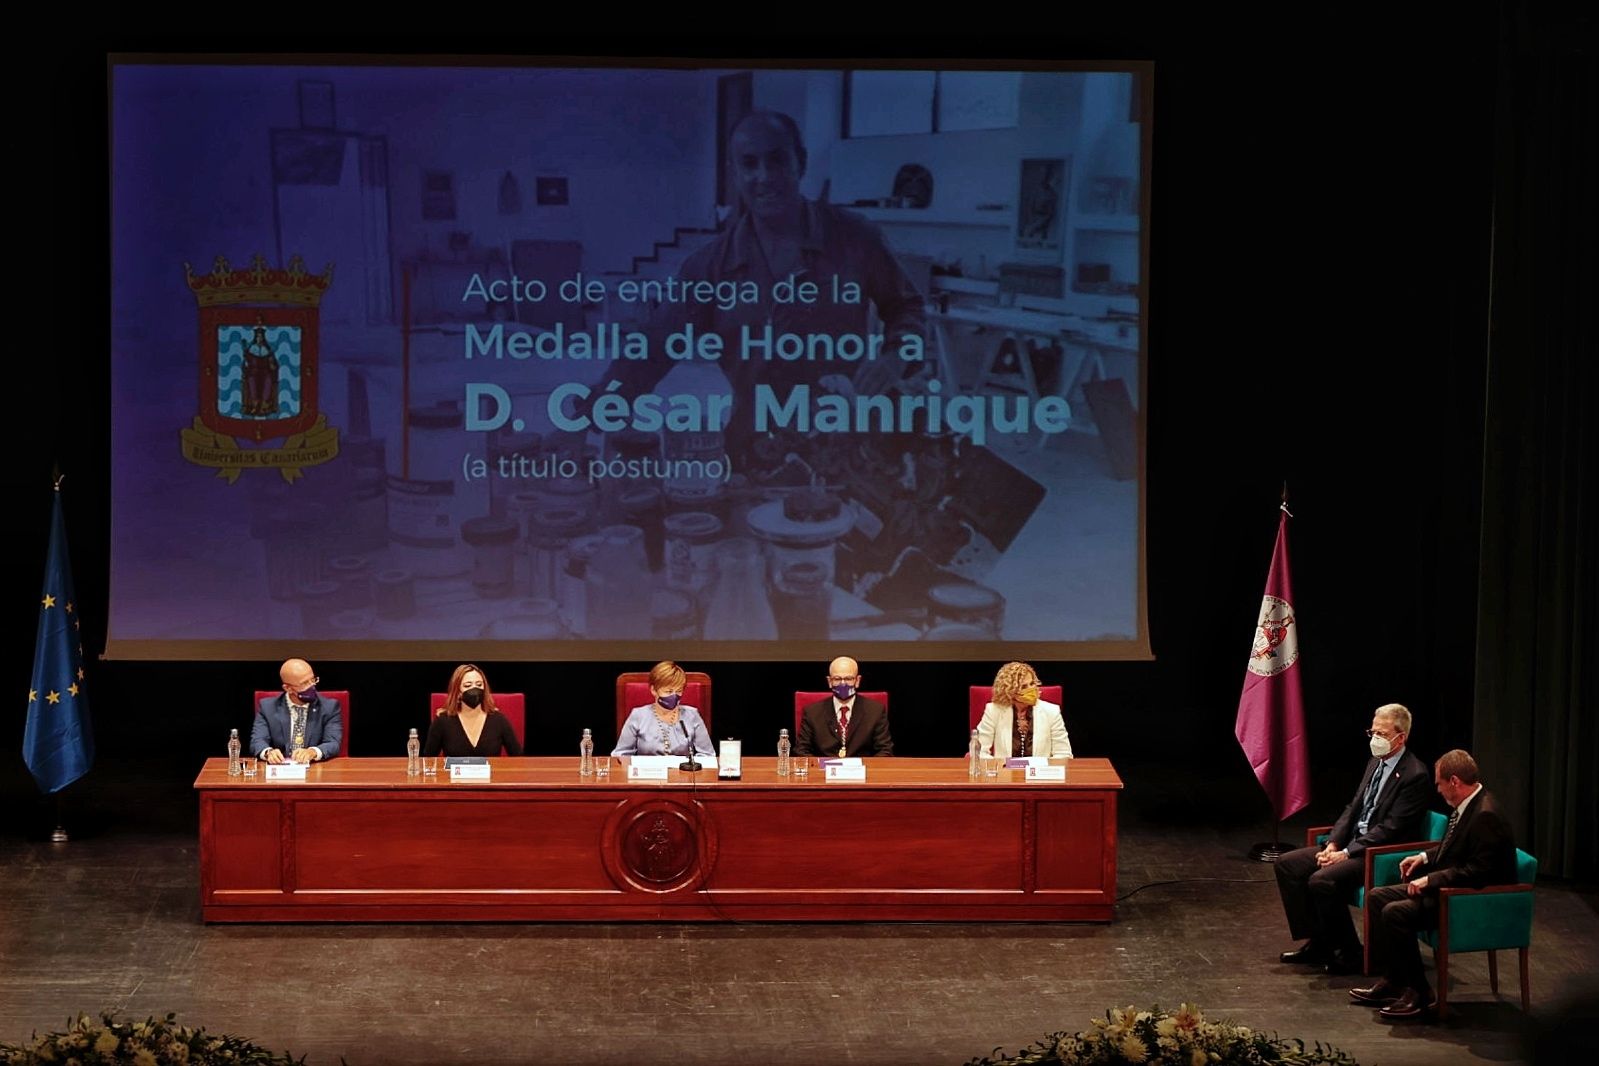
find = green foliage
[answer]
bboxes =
[965,1004,1360,1066]
[1,1012,311,1065]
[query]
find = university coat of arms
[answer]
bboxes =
[181,254,339,483]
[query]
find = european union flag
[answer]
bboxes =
[24,486,94,794]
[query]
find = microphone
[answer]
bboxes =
[679,718,702,772]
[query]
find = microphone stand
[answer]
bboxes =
[678,719,703,773]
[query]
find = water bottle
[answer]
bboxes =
[579,728,595,777]
[227,728,242,776]
[407,728,421,776]
[776,728,791,776]
[968,729,982,778]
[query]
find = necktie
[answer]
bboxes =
[838,705,850,756]
[1361,763,1385,822]
[1440,806,1461,850]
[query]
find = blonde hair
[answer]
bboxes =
[990,662,1040,708]
[649,660,686,693]
[441,663,497,717]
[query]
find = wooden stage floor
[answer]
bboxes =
[2,757,1594,1065]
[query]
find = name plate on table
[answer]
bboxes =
[1025,765,1066,782]
[265,763,308,780]
[1006,757,1050,769]
[628,764,670,781]
[446,757,490,781]
[825,763,867,781]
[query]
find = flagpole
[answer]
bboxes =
[47,473,73,844]
[28,470,95,834]
[1247,822,1286,862]
[1234,489,1311,863]
[1249,488,1291,861]
[51,796,68,843]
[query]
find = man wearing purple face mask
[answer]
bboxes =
[795,656,893,757]
[251,658,343,764]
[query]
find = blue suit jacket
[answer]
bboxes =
[250,694,343,760]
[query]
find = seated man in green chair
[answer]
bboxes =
[1350,749,1518,1021]
[1275,703,1432,974]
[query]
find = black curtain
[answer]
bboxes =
[1472,5,1598,880]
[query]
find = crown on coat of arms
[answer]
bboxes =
[185,253,334,308]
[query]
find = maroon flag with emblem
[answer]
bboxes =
[1234,505,1310,819]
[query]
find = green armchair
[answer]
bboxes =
[1424,849,1538,1020]
[1308,809,1449,974]
[1363,842,1538,1019]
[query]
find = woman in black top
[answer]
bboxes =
[424,664,523,757]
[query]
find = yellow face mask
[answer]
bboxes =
[1014,686,1040,708]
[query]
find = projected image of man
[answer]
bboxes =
[597,109,927,468]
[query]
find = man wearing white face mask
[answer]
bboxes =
[1274,703,1432,974]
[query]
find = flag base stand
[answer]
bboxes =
[1247,841,1291,862]
[50,825,69,843]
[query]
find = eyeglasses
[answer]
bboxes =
[287,675,319,690]
[1364,728,1400,739]
[827,675,860,685]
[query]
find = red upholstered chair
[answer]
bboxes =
[615,672,712,738]
[253,689,351,757]
[793,692,890,737]
[968,685,1062,732]
[430,692,526,749]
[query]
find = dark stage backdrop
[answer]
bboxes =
[10,19,1594,881]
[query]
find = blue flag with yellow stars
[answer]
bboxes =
[25,485,95,794]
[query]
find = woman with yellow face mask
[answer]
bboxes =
[976,661,1072,759]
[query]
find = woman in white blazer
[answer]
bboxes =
[977,661,1072,759]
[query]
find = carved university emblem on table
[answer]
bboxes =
[611,801,703,891]
[623,813,695,885]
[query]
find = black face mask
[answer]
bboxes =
[460,689,485,709]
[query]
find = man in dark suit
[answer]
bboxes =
[1350,749,1518,1020]
[1275,703,1432,973]
[250,658,343,763]
[795,656,892,757]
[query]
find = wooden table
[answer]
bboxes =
[194,757,1122,922]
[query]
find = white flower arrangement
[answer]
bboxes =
[968,1003,1359,1066]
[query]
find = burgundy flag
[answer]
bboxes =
[1235,505,1310,819]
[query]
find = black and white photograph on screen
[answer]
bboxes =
[110,64,1147,659]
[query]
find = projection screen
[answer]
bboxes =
[108,59,1151,661]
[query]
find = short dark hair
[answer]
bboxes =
[1435,749,1480,785]
[732,109,808,176]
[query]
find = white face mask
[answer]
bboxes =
[1369,734,1393,758]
